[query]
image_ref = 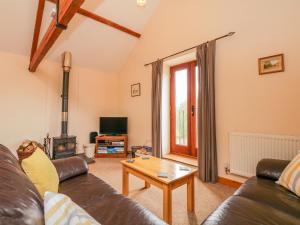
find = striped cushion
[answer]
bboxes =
[277,153,300,197]
[44,192,100,225]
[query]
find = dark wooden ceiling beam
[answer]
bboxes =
[46,0,141,38]
[29,0,85,72]
[30,0,46,61]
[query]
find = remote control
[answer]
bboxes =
[179,166,191,171]
[126,159,135,163]
[157,172,168,178]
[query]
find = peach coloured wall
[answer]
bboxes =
[118,0,300,182]
[0,51,120,155]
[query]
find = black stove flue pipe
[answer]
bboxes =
[61,52,72,137]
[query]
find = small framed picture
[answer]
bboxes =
[258,54,285,75]
[131,83,141,97]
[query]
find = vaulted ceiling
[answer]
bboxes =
[0,0,160,73]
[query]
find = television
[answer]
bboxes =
[100,117,128,135]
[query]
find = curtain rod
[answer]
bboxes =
[144,32,235,67]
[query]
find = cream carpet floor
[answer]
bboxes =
[89,158,236,225]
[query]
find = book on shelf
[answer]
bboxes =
[98,143,124,147]
[97,150,108,154]
[95,136,127,156]
[97,147,124,154]
[111,141,124,145]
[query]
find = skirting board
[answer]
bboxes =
[192,174,242,188]
[218,177,242,188]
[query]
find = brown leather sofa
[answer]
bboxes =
[0,144,166,225]
[202,159,300,225]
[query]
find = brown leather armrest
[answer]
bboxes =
[52,156,88,182]
[256,159,290,181]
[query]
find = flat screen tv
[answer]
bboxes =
[100,117,128,135]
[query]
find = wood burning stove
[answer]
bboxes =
[53,52,76,159]
[53,136,76,159]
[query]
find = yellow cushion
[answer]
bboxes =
[21,148,59,197]
[277,153,300,197]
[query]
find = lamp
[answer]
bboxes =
[137,0,146,7]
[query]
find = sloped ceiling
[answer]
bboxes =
[0,0,160,73]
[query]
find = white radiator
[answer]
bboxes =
[229,132,300,177]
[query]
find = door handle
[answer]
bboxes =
[191,105,195,116]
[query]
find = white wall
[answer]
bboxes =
[0,51,120,154]
[118,0,300,182]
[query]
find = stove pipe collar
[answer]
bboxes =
[62,52,72,72]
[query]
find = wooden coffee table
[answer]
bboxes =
[121,156,197,225]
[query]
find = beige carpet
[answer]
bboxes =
[89,158,236,225]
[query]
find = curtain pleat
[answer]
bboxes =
[196,41,218,182]
[151,59,163,158]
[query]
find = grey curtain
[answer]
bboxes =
[196,41,218,182]
[151,59,163,158]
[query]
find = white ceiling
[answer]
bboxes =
[0,0,160,73]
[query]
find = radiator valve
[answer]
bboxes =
[225,166,230,174]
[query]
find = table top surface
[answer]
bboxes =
[121,156,198,184]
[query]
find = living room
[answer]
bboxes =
[0,0,299,225]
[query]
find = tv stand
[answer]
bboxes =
[95,135,128,158]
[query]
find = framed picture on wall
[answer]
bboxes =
[258,54,285,75]
[131,83,141,97]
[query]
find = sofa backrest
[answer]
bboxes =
[0,144,44,225]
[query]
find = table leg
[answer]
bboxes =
[122,166,129,196]
[163,184,172,225]
[187,175,195,212]
[145,181,151,189]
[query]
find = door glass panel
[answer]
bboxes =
[175,69,188,146]
[195,66,199,148]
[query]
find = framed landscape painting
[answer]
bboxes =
[258,54,285,75]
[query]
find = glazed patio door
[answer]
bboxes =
[170,61,197,157]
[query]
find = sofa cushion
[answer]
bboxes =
[59,173,166,225]
[201,195,300,225]
[85,194,166,225]
[277,153,300,197]
[0,144,44,225]
[21,148,59,197]
[59,173,117,209]
[234,177,300,218]
[44,192,100,225]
